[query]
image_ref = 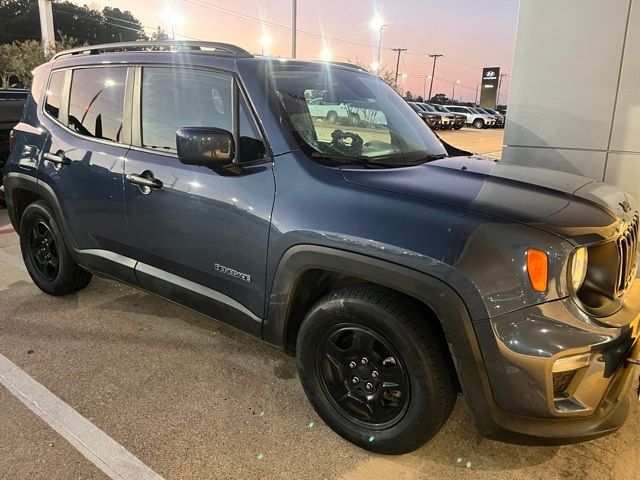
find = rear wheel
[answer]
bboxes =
[19,201,92,295]
[296,285,455,454]
[472,118,485,129]
[326,111,339,123]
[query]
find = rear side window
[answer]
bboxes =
[141,68,233,151]
[68,67,127,143]
[44,71,65,119]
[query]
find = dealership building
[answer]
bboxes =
[503,0,640,200]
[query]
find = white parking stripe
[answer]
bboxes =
[0,354,165,480]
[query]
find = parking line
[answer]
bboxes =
[0,354,165,480]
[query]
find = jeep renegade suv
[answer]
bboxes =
[4,41,640,455]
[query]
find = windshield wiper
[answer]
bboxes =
[311,151,398,168]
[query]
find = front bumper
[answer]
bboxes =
[468,278,639,444]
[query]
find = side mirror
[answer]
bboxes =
[176,127,235,168]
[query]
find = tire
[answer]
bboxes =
[348,114,360,126]
[19,201,92,295]
[454,125,463,130]
[472,118,484,129]
[326,111,339,123]
[296,285,455,454]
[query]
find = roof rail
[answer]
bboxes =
[52,41,253,60]
[329,61,369,72]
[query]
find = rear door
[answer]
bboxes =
[123,65,275,329]
[38,66,132,272]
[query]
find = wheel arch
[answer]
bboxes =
[263,244,499,434]
[4,172,77,253]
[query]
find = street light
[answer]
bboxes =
[321,48,332,62]
[423,75,432,100]
[164,4,182,40]
[370,15,387,75]
[452,80,461,101]
[261,34,271,56]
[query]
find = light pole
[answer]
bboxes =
[164,5,182,40]
[451,80,461,102]
[401,73,407,95]
[475,84,480,106]
[423,75,432,100]
[291,0,297,58]
[370,16,387,75]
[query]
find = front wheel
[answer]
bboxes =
[19,201,92,295]
[296,285,456,454]
[472,118,485,129]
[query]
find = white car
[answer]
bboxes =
[307,97,350,123]
[444,105,496,129]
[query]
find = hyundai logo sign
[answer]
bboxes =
[485,71,497,77]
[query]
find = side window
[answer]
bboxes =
[68,67,127,142]
[141,67,233,151]
[44,71,65,119]
[238,95,267,162]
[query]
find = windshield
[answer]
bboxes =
[265,62,447,166]
[419,103,437,113]
[431,105,450,113]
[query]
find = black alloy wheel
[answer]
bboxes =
[297,285,456,454]
[317,324,410,428]
[28,220,59,281]
[19,201,92,295]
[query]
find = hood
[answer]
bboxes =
[341,156,636,244]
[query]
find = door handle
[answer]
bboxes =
[43,152,70,167]
[126,172,163,190]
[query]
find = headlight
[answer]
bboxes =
[569,247,588,292]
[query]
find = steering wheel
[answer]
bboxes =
[329,129,364,156]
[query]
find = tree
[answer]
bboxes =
[0,0,146,45]
[415,95,424,103]
[149,26,170,41]
[0,35,84,87]
[429,93,450,105]
[403,91,413,101]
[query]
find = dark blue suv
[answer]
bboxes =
[4,41,640,454]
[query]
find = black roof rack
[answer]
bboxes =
[52,41,253,60]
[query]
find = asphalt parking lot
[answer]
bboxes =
[1,129,638,480]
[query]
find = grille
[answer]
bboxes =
[616,212,639,296]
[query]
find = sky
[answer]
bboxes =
[73,0,520,103]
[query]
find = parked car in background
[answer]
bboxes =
[428,104,465,130]
[475,107,504,128]
[416,103,457,130]
[0,89,28,207]
[408,101,439,129]
[5,41,640,456]
[481,107,506,127]
[445,105,496,129]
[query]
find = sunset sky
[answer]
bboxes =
[72,0,519,103]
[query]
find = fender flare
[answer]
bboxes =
[262,244,502,436]
[4,172,78,254]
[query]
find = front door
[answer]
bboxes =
[123,66,275,327]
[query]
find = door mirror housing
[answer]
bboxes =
[176,127,235,168]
